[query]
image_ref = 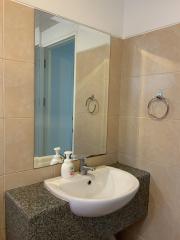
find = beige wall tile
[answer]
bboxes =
[121,34,146,78]
[75,59,109,114]
[138,118,180,167]
[76,44,110,82]
[110,38,123,70]
[5,166,54,190]
[0,177,4,230]
[0,0,3,59]
[118,152,138,168]
[74,44,110,157]
[118,116,140,158]
[107,116,119,153]
[0,119,4,176]
[4,60,34,118]
[122,24,180,77]
[74,113,107,155]
[119,181,179,240]
[118,23,180,240]
[0,228,5,240]
[144,162,180,211]
[76,46,109,115]
[0,60,3,118]
[119,75,142,117]
[5,118,34,174]
[135,189,180,240]
[53,164,61,177]
[108,37,122,115]
[88,153,117,166]
[108,72,121,116]
[4,0,34,62]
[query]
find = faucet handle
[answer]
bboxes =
[71,154,96,175]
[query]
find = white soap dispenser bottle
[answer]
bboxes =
[50,147,63,165]
[61,151,75,178]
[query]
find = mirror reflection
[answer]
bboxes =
[34,10,110,167]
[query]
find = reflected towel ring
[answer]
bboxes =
[147,93,169,120]
[85,95,99,114]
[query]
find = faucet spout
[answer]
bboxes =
[81,165,95,175]
[79,157,96,175]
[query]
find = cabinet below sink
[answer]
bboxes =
[5,163,150,240]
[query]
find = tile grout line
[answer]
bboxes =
[0,57,34,64]
[4,117,34,119]
[121,69,180,79]
[2,0,5,233]
[2,0,5,180]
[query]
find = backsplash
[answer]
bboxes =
[0,1,122,238]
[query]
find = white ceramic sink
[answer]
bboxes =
[44,166,139,217]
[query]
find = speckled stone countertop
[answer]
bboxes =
[5,163,150,240]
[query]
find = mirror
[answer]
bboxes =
[34,10,110,168]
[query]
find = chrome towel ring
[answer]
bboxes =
[147,92,169,120]
[85,95,99,114]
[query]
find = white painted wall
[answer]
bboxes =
[13,0,180,39]
[13,0,124,37]
[123,0,180,38]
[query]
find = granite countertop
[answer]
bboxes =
[6,162,150,240]
[6,163,149,220]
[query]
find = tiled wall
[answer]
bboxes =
[2,1,178,240]
[3,1,179,239]
[0,1,121,238]
[118,24,180,240]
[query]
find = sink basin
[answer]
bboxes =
[44,166,139,217]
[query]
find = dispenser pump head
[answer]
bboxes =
[54,147,61,157]
[64,151,72,160]
[50,147,62,165]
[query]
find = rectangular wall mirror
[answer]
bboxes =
[34,10,110,168]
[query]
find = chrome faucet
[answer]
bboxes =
[79,157,96,175]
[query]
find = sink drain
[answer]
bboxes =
[87,180,92,185]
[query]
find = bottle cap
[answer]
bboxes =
[64,151,72,160]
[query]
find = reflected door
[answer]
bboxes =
[35,37,75,156]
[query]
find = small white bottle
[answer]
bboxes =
[61,151,75,178]
[50,147,63,165]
